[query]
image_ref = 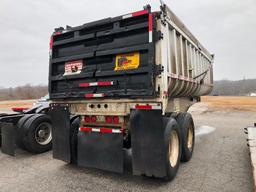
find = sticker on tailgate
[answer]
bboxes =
[115,52,140,71]
[64,60,83,76]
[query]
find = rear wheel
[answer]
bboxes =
[176,113,195,162]
[22,114,52,153]
[164,118,182,181]
[16,114,35,149]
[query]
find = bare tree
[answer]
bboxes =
[0,84,48,101]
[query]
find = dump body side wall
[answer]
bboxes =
[158,10,214,100]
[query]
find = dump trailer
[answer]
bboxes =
[0,100,52,155]
[49,4,214,180]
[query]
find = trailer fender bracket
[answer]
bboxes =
[49,104,71,163]
[1,123,16,156]
[130,109,167,177]
[77,131,124,173]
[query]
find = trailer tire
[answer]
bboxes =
[176,113,195,162]
[70,117,80,164]
[164,118,181,181]
[22,114,52,154]
[16,114,35,149]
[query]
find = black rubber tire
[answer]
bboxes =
[176,112,195,162]
[164,118,182,181]
[16,114,35,149]
[70,117,80,164]
[22,114,52,154]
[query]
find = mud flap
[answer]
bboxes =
[1,123,16,156]
[77,131,124,173]
[49,105,71,163]
[130,109,167,177]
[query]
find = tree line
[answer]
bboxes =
[211,79,256,96]
[0,84,48,101]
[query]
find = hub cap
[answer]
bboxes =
[169,130,179,167]
[35,122,52,145]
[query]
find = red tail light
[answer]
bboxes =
[91,116,97,123]
[106,116,112,123]
[50,32,61,50]
[113,116,119,124]
[85,116,90,123]
[49,36,53,50]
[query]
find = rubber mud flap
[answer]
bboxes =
[49,105,71,163]
[77,131,124,173]
[1,123,16,156]
[130,109,167,177]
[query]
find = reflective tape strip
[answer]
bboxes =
[148,14,153,31]
[122,14,132,19]
[53,31,61,36]
[131,104,161,110]
[148,13,153,42]
[80,127,92,132]
[84,93,105,98]
[80,81,113,87]
[79,127,123,134]
[112,129,122,133]
[133,9,148,16]
[92,128,100,132]
[149,31,153,43]
[122,9,148,19]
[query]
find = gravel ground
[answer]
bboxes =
[0,110,255,192]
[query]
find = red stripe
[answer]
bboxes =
[148,14,153,32]
[84,93,94,98]
[53,31,61,36]
[100,128,113,133]
[97,81,112,86]
[79,81,113,87]
[80,127,92,132]
[132,9,148,17]
[79,82,90,87]
[49,36,53,50]
[135,105,153,110]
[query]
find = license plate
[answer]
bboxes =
[115,52,140,71]
[64,60,83,76]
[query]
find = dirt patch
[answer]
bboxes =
[201,96,256,112]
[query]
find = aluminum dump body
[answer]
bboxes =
[156,4,213,99]
[48,5,213,101]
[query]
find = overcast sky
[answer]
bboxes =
[0,0,255,87]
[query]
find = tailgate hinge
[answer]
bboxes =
[155,30,163,41]
[155,64,164,76]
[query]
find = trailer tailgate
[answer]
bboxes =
[49,9,156,100]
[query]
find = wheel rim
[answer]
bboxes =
[187,124,194,151]
[169,130,179,167]
[35,122,52,145]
